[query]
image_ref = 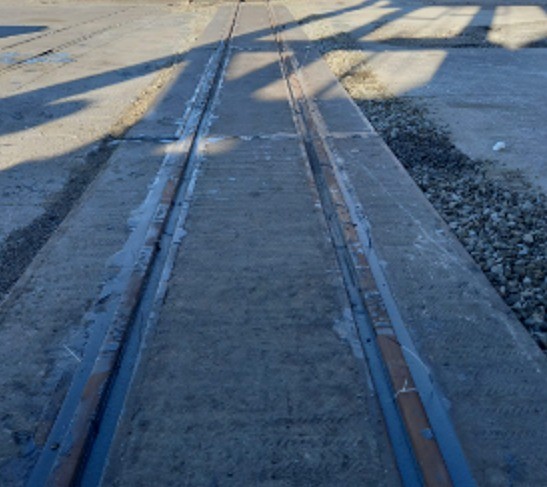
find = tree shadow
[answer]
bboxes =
[0,26,47,40]
[1,0,545,295]
[0,0,545,291]
[0,1,546,484]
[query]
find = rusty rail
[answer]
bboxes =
[267,3,475,486]
[26,4,241,486]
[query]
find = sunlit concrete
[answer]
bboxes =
[359,49,448,94]
[363,6,481,41]
[0,2,213,245]
[290,0,547,194]
[490,6,547,49]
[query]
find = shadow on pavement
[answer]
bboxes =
[0,26,47,39]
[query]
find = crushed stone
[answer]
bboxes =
[315,32,546,350]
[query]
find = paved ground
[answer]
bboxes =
[290,0,547,354]
[0,1,546,486]
[290,0,547,194]
[0,1,213,297]
[0,2,214,481]
[102,11,398,485]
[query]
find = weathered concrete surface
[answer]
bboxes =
[0,1,214,296]
[289,0,547,194]
[280,7,547,485]
[334,133,547,484]
[1,1,546,485]
[102,3,547,486]
[0,3,216,484]
[102,5,398,486]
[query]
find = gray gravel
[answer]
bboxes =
[317,33,547,351]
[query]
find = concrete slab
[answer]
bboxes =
[0,1,213,296]
[0,5,220,482]
[1,1,545,485]
[278,6,547,482]
[102,5,399,485]
[0,139,170,482]
[289,0,547,193]
[331,131,547,485]
[104,141,398,484]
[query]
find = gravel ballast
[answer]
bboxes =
[313,32,547,351]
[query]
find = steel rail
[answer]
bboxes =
[24,3,477,485]
[266,3,476,486]
[26,4,241,486]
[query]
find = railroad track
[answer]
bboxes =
[27,3,475,485]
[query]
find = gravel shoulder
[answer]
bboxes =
[288,0,547,349]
